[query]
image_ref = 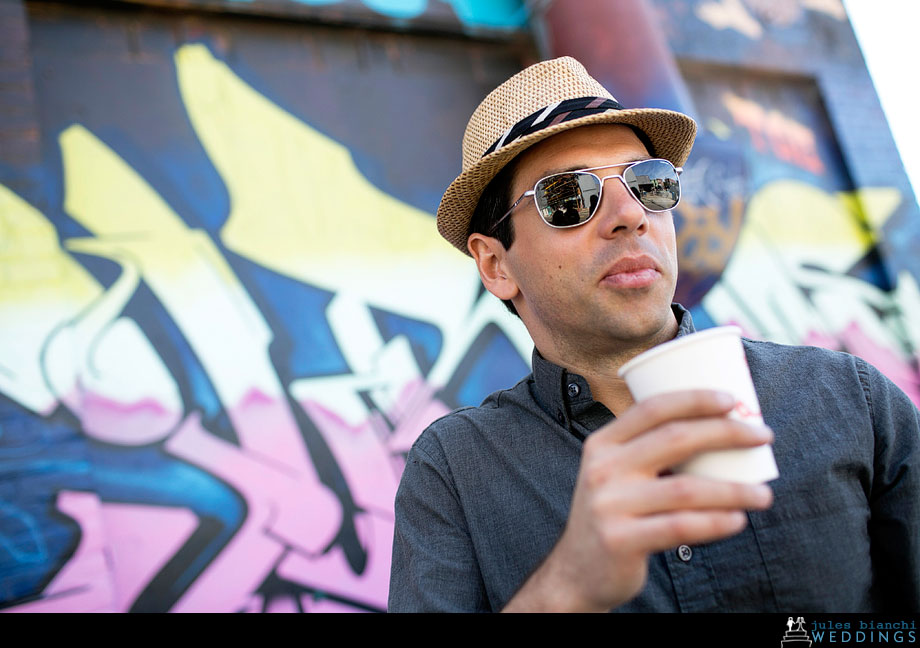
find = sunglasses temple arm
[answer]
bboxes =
[489,190,534,233]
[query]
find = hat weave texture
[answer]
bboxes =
[436,56,697,255]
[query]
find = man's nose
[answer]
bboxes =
[593,176,649,238]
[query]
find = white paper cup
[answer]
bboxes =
[617,326,779,484]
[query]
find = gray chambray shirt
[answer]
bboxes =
[388,305,920,612]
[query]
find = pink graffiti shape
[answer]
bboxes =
[265,596,300,613]
[164,412,339,611]
[386,379,452,455]
[303,595,372,613]
[802,329,842,351]
[100,502,199,611]
[724,320,761,341]
[277,511,393,610]
[228,387,317,475]
[302,401,401,516]
[80,390,180,445]
[840,321,920,406]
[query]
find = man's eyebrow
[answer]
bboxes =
[541,155,654,177]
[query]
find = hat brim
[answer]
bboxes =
[436,107,697,256]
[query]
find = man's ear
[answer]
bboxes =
[467,234,520,302]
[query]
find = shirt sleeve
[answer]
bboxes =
[387,436,490,612]
[860,357,920,611]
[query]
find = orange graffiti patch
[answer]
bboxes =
[722,92,825,174]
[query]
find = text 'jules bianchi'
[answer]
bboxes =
[811,620,917,644]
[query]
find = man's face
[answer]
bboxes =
[496,124,679,356]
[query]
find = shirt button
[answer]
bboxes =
[567,383,580,398]
[677,545,693,562]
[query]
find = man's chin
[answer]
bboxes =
[596,306,679,347]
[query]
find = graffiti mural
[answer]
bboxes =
[273,0,530,28]
[2,0,918,615]
[694,0,846,39]
[130,0,529,31]
[674,69,920,405]
[0,5,533,612]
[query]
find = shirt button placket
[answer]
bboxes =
[664,543,718,611]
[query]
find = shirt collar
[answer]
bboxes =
[531,303,697,436]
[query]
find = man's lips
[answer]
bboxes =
[600,255,661,288]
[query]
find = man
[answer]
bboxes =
[388,57,920,612]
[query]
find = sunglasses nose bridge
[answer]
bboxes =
[596,171,646,213]
[598,172,626,188]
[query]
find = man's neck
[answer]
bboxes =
[536,314,680,417]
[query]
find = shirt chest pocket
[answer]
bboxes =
[746,482,873,611]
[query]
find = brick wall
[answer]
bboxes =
[0,0,41,176]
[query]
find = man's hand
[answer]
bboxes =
[502,390,774,612]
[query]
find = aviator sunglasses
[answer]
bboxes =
[491,158,682,232]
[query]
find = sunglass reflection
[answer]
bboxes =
[494,158,681,232]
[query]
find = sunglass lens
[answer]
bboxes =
[623,159,680,212]
[534,173,600,227]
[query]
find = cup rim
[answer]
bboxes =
[617,325,743,379]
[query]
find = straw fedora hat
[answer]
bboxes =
[436,56,697,255]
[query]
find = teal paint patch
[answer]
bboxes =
[446,0,528,29]
[362,0,427,19]
[226,0,529,29]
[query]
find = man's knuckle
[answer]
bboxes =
[633,397,667,423]
[669,477,697,505]
[704,419,741,447]
[599,522,626,553]
[667,513,698,538]
[587,494,607,520]
[728,481,750,503]
[583,460,608,490]
[663,423,692,448]
[713,512,742,534]
[583,434,600,453]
